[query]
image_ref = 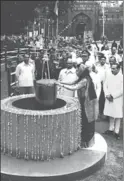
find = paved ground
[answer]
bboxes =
[82,131,123,181]
[1,66,123,181]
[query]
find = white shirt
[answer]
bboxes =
[91,44,97,53]
[98,43,103,52]
[89,52,96,64]
[109,53,122,63]
[29,58,35,69]
[16,62,35,87]
[104,71,123,118]
[85,57,95,67]
[35,41,41,48]
[58,67,78,97]
[104,71,123,98]
[76,57,83,64]
[102,50,111,64]
[96,64,111,99]
[96,64,109,83]
[71,52,76,63]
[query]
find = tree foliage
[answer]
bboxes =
[34,1,75,18]
[1,1,75,34]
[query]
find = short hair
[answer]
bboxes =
[97,52,104,57]
[88,45,92,49]
[112,46,117,50]
[111,63,120,69]
[109,56,116,62]
[62,49,67,53]
[23,54,30,58]
[81,50,91,56]
[67,53,72,59]
[100,55,106,59]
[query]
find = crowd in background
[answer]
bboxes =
[3,33,123,78]
[1,34,123,77]
[14,34,123,143]
[0,30,123,144]
[0,34,77,50]
[1,33,123,54]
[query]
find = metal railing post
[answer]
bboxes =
[29,47,31,57]
[17,47,20,64]
[5,46,7,71]
[7,66,11,96]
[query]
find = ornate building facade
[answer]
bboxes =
[59,1,99,41]
[58,1,123,40]
[27,1,123,41]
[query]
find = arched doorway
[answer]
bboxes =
[72,13,92,39]
[75,23,86,38]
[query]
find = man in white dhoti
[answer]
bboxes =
[104,63,123,140]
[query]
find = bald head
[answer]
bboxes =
[66,58,73,69]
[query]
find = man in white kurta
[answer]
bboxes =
[58,58,78,97]
[104,63,123,139]
[15,54,35,94]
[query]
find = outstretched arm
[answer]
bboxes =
[60,79,87,91]
[60,78,78,85]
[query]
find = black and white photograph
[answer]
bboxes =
[1,1,123,181]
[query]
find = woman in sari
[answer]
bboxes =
[57,63,98,148]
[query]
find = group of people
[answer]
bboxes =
[1,34,45,50]
[15,36,123,147]
[1,33,77,51]
[57,40,123,142]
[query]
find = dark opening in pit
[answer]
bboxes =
[12,97,66,110]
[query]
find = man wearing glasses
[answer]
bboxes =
[58,55,78,97]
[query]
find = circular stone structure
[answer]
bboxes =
[1,94,81,161]
[1,78,107,181]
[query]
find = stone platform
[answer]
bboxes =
[95,120,109,134]
[1,133,107,181]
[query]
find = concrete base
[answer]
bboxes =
[1,133,107,181]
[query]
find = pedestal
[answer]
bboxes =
[1,133,107,181]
